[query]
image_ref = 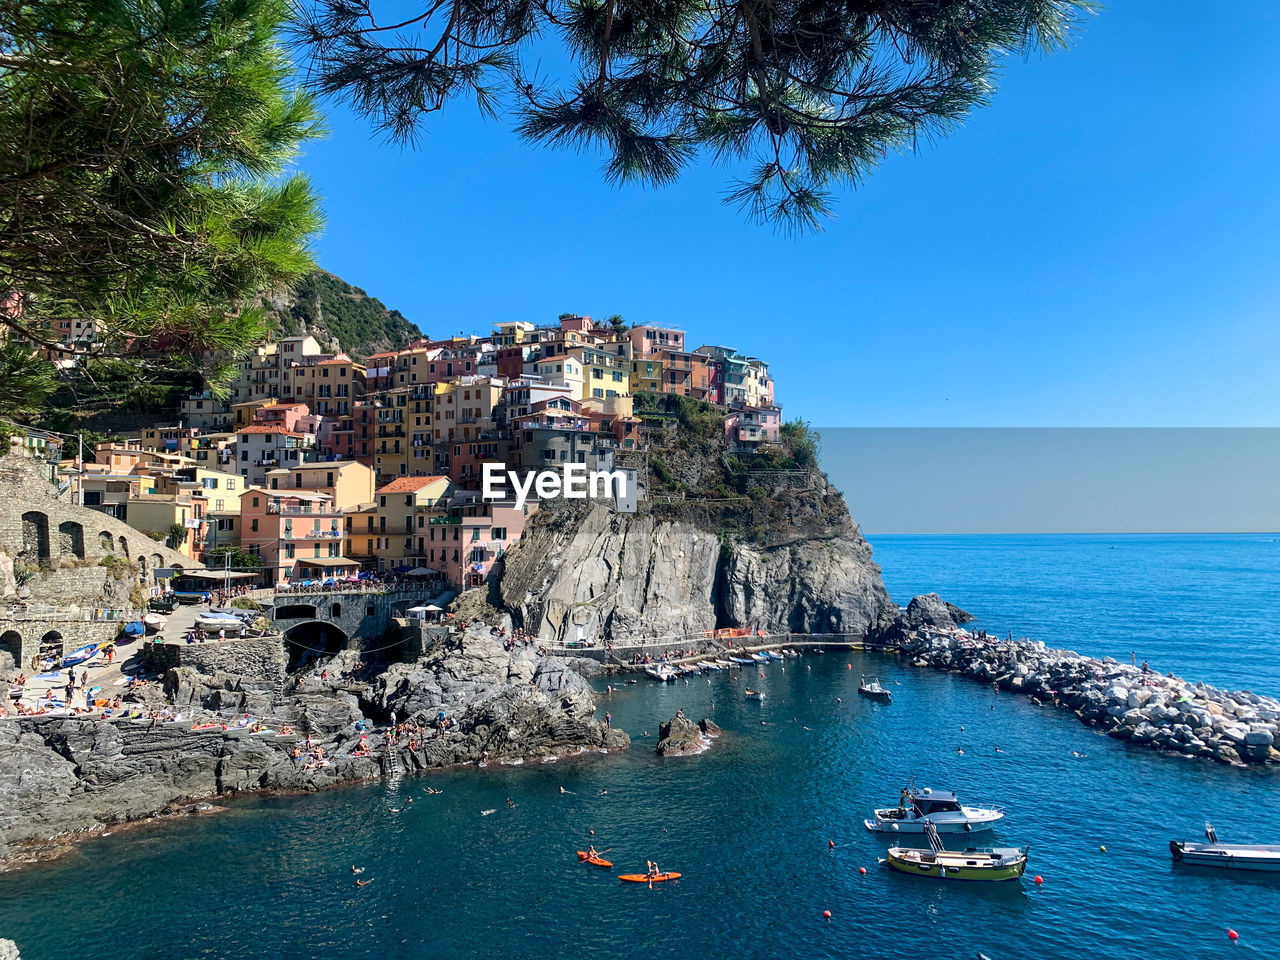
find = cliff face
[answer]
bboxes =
[497,478,896,644]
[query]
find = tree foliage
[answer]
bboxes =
[208,544,265,571]
[0,0,324,412]
[297,0,1092,232]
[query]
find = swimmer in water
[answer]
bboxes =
[356,879,370,887]
[351,866,364,874]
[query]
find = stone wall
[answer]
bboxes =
[147,635,290,683]
[0,619,121,672]
[0,448,193,605]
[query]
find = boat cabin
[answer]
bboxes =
[909,789,962,817]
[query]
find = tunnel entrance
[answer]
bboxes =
[284,621,349,672]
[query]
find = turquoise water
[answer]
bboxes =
[1,535,1278,959]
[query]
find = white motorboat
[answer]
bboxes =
[858,676,892,702]
[644,665,677,682]
[865,786,1005,834]
[1170,823,1280,872]
[142,613,166,633]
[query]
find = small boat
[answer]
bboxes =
[714,658,735,667]
[750,653,769,663]
[577,851,613,868]
[881,823,1028,882]
[618,872,682,883]
[1170,823,1280,872]
[644,665,677,682]
[760,650,784,661]
[697,661,722,671]
[60,643,98,668]
[142,613,166,633]
[859,676,892,702]
[728,657,754,666]
[744,689,766,700]
[865,786,1005,834]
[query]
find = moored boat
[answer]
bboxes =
[750,653,769,663]
[728,656,754,666]
[760,650,784,661]
[1170,824,1280,872]
[865,786,1005,834]
[882,824,1028,882]
[644,665,677,682]
[697,661,722,671]
[744,689,765,700]
[858,676,892,702]
[714,658,734,667]
[142,613,166,633]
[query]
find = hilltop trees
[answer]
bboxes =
[298,0,1092,232]
[0,0,324,417]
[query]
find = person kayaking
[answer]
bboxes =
[587,845,599,860]
[646,860,661,878]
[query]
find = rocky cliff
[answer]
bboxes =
[0,625,621,864]
[497,402,896,645]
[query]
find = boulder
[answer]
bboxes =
[656,714,707,756]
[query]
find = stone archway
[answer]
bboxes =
[283,621,349,671]
[99,530,114,554]
[0,630,22,672]
[116,536,130,559]
[21,511,49,561]
[38,630,64,662]
[57,521,85,559]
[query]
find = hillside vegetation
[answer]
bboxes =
[260,270,422,359]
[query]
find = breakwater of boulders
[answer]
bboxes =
[888,594,1280,766]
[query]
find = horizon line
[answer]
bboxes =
[861,530,1280,537]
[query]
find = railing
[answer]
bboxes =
[268,504,340,515]
[428,516,461,524]
[2,603,142,623]
[282,529,343,540]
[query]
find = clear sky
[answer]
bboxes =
[297,4,1280,428]
[820,429,1280,533]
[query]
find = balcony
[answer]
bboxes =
[428,515,461,525]
[282,528,344,540]
[268,503,340,516]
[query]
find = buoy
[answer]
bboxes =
[1228,929,1238,942]
[859,867,867,875]
[823,910,831,919]
[1100,845,1107,853]
[847,663,852,669]
[589,830,595,836]
[1034,875,1043,885]
[829,839,835,848]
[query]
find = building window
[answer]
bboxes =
[250,519,258,532]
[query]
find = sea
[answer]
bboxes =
[0,533,1277,960]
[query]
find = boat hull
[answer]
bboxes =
[866,815,1002,834]
[883,848,1027,882]
[1170,841,1280,872]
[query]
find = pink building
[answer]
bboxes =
[629,324,685,358]
[725,405,782,452]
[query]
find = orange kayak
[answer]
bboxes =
[576,851,613,868]
[618,872,682,883]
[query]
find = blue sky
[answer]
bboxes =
[297,4,1280,428]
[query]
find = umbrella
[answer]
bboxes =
[424,604,442,612]
[323,577,337,585]
[406,567,433,576]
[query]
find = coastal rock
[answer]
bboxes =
[0,624,622,863]
[892,624,1280,767]
[0,937,20,960]
[497,499,895,643]
[656,714,709,756]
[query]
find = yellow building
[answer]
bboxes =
[124,493,203,559]
[574,346,631,401]
[373,475,457,570]
[263,460,376,511]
